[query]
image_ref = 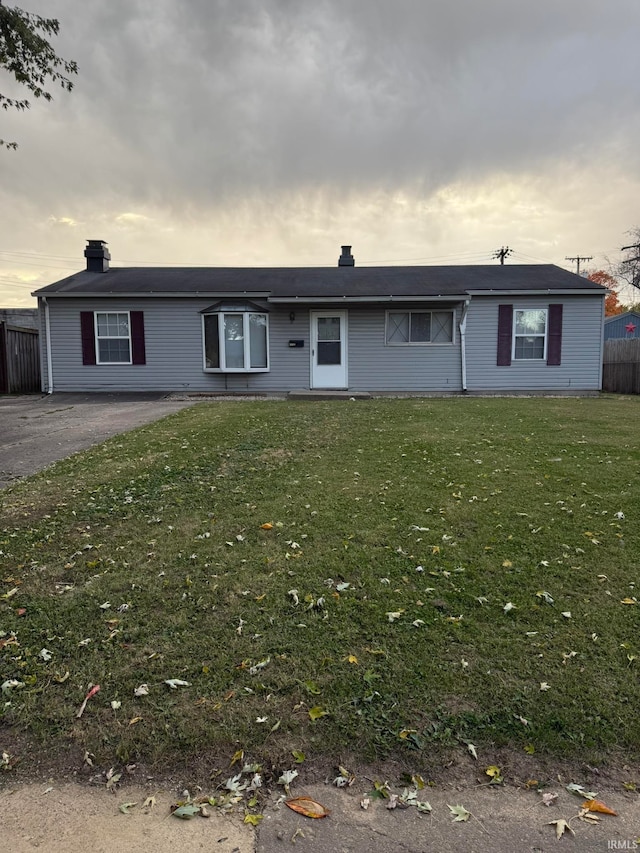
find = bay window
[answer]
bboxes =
[202,303,269,372]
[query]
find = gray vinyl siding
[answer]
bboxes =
[347,307,462,391]
[44,295,603,393]
[37,300,49,392]
[44,298,464,393]
[46,298,311,392]
[465,295,604,391]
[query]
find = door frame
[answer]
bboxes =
[309,310,348,389]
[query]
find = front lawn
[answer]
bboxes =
[1,397,639,769]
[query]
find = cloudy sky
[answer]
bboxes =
[2,0,640,307]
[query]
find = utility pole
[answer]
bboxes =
[493,246,513,265]
[565,255,592,276]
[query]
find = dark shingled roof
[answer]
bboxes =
[33,264,606,298]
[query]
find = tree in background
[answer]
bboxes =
[0,2,77,149]
[587,270,624,317]
[617,227,640,292]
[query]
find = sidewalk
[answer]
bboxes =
[2,775,638,853]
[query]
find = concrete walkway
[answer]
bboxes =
[2,777,638,852]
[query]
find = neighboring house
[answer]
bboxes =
[0,308,39,330]
[32,241,607,395]
[604,311,640,340]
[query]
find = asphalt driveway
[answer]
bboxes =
[0,393,196,488]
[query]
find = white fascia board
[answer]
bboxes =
[31,291,273,299]
[267,294,467,304]
[464,289,605,297]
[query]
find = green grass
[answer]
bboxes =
[1,397,640,769]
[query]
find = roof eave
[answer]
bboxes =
[267,294,467,303]
[464,289,605,296]
[32,290,273,299]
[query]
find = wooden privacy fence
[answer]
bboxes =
[0,322,41,394]
[602,338,640,394]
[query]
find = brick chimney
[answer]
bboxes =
[338,245,354,267]
[84,239,110,272]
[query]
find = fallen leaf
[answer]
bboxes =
[566,783,598,799]
[291,750,305,764]
[1,679,25,695]
[448,804,470,822]
[278,769,299,788]
[308,706,329,721]
[285,797,330,819]
[536,590,554,605]
[172,803,201,819]
[485,765,503,783]
[503,602,516,613]
[467,743,478,760]
[260,523,273,530]
[106,770,122,791]
[76,684,100,718]
[142,795,157,809]
[164,679,191,689]
[134,684,149,697]
[577,807,601,824]
[582,799,617,816]
[118,802,137,814]
[244,813,264,826]
[548,819,575,840]
[417,801,433,813]
[541,792,558,807]
[386,611,404,622]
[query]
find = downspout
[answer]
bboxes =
[459,298,470,392]
[42,296,54,394]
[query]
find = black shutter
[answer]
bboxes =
[547,304,563,366]
[80,312,96,365]
[497,304,513,366]
[130,311,146,365]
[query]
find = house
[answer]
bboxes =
[604,310,640,340]
[32,241,606,395]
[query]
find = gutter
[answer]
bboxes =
[267,294,465,304]
[464,289,603,296]
[42,296,54,394]
[31,290,273,299]
[459,298,470,392]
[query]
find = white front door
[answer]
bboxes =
[310,311,348,389]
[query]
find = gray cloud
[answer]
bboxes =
[5,0,640,205]
[2,0,640,303]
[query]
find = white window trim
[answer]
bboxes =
[95,310,132,365]
[512,308,548,361]
[385,309,456,346]
[201,311,270,373]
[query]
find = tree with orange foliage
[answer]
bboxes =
[587,270,624,316]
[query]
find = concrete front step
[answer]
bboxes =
[287,389,372,400]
